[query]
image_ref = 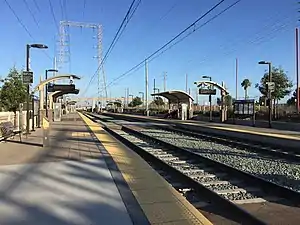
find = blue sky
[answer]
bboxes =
[0,0,298,105]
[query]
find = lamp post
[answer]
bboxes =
[139,91,144,107]
[26,43,48,134]
[258,61,272,128]
[45,69,58,117]
[202,75,213,122]
[129,94,133,107]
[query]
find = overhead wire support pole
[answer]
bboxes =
[185,73,188,93]
[145,60,149,116]
[236,58,238,100]
[296,27,300,113]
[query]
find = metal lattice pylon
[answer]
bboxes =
[57,20,107,106]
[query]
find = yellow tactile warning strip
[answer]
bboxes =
[79,112,213,225]
[111,113,300,141]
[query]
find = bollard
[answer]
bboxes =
[42,117,50,147]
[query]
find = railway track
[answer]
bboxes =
[85,112,300,224]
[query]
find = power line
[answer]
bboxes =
[83,0,86,20]
[23,0,40,28]
[4,0,52,61]
[4,0,35,40]
[48,0,60,33]
[32,0,40,12]
[82,0,141,96]
[105,0,232,88]
[110,0,142,52]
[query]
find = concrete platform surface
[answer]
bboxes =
[0,158,133,225]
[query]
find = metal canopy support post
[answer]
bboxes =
[268,63,272,128]
[26,44,30,135]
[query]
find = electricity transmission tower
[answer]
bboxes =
[57,20,107,108]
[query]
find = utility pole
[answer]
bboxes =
[145,60,149,116]
[235,58,238,100]
[185,74,188,93]
[195,88,199,105]
[163,72,167,92]
[125,88,127,109]
[296,28,300,113]
[127,88,129,108]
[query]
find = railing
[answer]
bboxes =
[0,111,38,132]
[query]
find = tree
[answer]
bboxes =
[286,89,297,106]
[241,79,251,99]
[255,66,293,101]
[129,96,143,107]
[0,67,27,125]
[217,95,234,107]
[154,97,164,106]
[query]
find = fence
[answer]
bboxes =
[0,111,38,132]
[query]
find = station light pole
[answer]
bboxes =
[139,92,144,107]
[258,61,272,128]
[26,43,48,134]
[129,94,134,107]
[45,69,58,117]
[202,75,213,122]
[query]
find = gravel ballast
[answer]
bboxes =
[139,129,300,192]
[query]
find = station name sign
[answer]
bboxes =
[199,88,216,95]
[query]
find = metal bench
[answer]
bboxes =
[0,121,22,142]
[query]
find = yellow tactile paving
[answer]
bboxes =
[79,112,213,225]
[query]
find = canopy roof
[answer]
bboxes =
[151,90,194,104]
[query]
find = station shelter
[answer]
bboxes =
[106,101,123,113]
[151,90,194,120]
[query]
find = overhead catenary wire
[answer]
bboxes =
[82,0,141,96]
[83,0,86,20]
[4,0,52,61]
[32,0,40,12]
[185,13,295,71]
[178,9,295,73]
[104,0,236,89]
[48,0,60,33]
[23,0,40,28]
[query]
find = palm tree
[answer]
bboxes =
[241,78,251,99]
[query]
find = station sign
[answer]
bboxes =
[22,71,33,84]
[48,84,75,92]
[199,88,216,95]
[266,82,275,92]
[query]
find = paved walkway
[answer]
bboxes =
[0,113,134,225]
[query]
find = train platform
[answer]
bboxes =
[0,112,212,225]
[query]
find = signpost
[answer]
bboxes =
[22,71,33,84]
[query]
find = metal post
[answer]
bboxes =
[163,72,167,92]
[26,44,30,134]
[268,63,272,128]
[209,77,212,122]
[153,78,156,94]
[145,60,149,116]
[236,58,238,100]
[45,70,48,117]
[185,74,188,93]
[296,28,300,113]
[32,95,35,131]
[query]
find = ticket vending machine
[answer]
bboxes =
[53,103,62,122]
